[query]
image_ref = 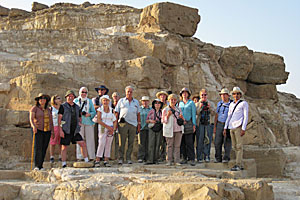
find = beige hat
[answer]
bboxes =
[65,90,76,98]
[230,87,243,95]
[156,91,169,99]
[180,87,191,97]
[112,92,119,97]
[140,96,150,101]
[219,88,230,95]
[35,93,50,101]
[100,95,111,102]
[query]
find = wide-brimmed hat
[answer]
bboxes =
[179,87,191,97]
[100,95,111,102]
[152,99,163,109]
[156,91,169,99]
[140,96,150,101]
[191,94,200,101]
[95,85,109,94]
[219,88,230,95]
[230,87,243,96]
[35,93,50,101]
[65,90,76,98]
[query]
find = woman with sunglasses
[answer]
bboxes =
[49,95,62,163]
[29,93,54,170]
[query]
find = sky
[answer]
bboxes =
[1,0,300,98]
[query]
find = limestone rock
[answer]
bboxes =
[219,46,254,80]
[20,183,57,200]
[81,2,94,8]
[32,2,49,12]
[0,5,10,16]
[246,83,277,99]
[5,110,29,127]
[9,8,30,17]
[73,162,94,168]
[138,2,200,36]
[0,82,10,92]
[248,52,289,84]
[0,183,20,199]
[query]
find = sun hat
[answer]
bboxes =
[152,98,163,109]
[230,87,243,96]
[35,93,50,101]
[219,88,230,95]
[100,95,111,102]
[156,91,169,99]
[140,96,150,101]
[191,94,200,101]
[179,87,191,97]
[95,85,109,94]
[65,90,76,98]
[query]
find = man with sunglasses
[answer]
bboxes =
[224,87,249,171]
[213,88,232,163]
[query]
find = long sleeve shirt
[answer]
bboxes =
[225,100,249,131]
[178,99,196,126]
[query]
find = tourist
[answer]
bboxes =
[29,93,54,170]
[49,95,62,163]
[58,90,89,168]
[214,88,232,163]
[74,87,96,161]
[162,94,184,166]
[111,92,120,160]
[95,95,117,167]
[92,85,109,153]
[224,87,249,171]
[191,94,200,104]
[179,88,196,166]
[145,99,163,164]
[156,91,169,109]
[138,96,151,163]
[115,86,141,164]
[196,89,213,163]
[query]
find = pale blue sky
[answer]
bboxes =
[2,0,300,97]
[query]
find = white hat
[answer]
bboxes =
[140,96,150,101]
[230,87,243,95]
[100,95,111,102]
[219,88,230,95]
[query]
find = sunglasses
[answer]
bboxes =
[56,97,61,100]
[232,93,241,95]
[81,91,87,94]
[100,89,106,91]
[201,94,207,96]
[155,102,161,104]
[40,97,47,99]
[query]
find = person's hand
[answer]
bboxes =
[151,120,156,123]
[193,125,196,133]
[107,126,113,133]
[241,130,245,136]
[60,129,65,138]
[33,127,37,134]
[213,126,217,134]
[137,124,141,133]
[223,129,227,137]
[167,110,172,117]
[85,113,91,117]
[179,114,184,120]
[51,132,55,139]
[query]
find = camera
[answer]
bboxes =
[120,117,126,123]
[170,108,176,114]
[202,101,208,107]
[82,111,87,116]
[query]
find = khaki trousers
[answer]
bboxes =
[118,122,137,161]
[165,131,182,163]
[76,124,95,160]
[230,126,243,166]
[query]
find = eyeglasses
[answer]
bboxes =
[81,91,87,94]
[232,93,241,95]
[100,89,106,91]
[56,97,61,100]
[155,102,161,104]
[40,97,47,99]
[201,94,207,96]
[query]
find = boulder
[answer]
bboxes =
[81,2,94,8]
[0,82,10,92]
[219,46,253,80]
[138,2,200,36]
[248,52,289,84]
[0,183,20,199]
[0,5,10,16]
[73,162,94,168]
[9,8,30,17]
[32,2,49,12]
[5,110,30,127]
[246,83,277,99]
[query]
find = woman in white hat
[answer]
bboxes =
[95,95,117,167]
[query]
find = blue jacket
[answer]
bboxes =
[179,99,196,126]
[74,98,96,125]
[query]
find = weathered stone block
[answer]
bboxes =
[246,83,277,99]
[32,2,49,12]
[219,46,253,80]
[9,8,30,17]
[0,83,10,92]
[138,2,200,36]
[0,6,10,16]
[248,52,289,84]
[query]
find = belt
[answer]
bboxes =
[217,121,225,125]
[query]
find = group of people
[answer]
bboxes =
[29,85,248,171]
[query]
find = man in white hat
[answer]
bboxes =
[137,96,151,163]
[213,88,232,163]
[224,87,249,171]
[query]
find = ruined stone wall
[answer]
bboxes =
[0,2,299,167]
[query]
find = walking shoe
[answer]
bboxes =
[222,159,229,163]
[33,167,39,171]
[180,159,187,164]
[104,161,111,167]
[214,159,222,163]
[94,161,100,167]
[231,165,241,171]
[175,162,182,166]
[118,160,123,165]
[62,164,67,168]
[40,168,45,171]
[144,162,154,165]
[205,158,210,163]
[58,158,62,162]
[198,159,203,163]
[190,160,196,166]
[50,157,54,163]
[138,159,143,163]
[127,160,133,164]
[166,161,172,166]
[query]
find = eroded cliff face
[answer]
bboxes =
[0,2,299,166]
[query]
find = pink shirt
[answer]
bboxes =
[162,106,182,133]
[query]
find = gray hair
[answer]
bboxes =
[125,85,134,91]
[79,87,88,96]
[112,92,120,97]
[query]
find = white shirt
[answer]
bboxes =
[51,106,59,127]
[225,100,249,131]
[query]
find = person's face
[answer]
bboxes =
[141,100,149,107]
[159,94,167,102]
[232,92,241,101]
[193,97,199,104]
[55,96,62,105]
[200,92,207,101]
[126,88,133,99]
[39,96,47,105]
[169,98,177,106]
[182,91,189,99]
[102,98,110,106]
[66,94,75,103]
[81,90,87,98]
[220,93,229,102]
[154,101,161,110]
[112,95,119,102]
[98,89,106,96]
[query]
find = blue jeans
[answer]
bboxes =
[196,124,213,160]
